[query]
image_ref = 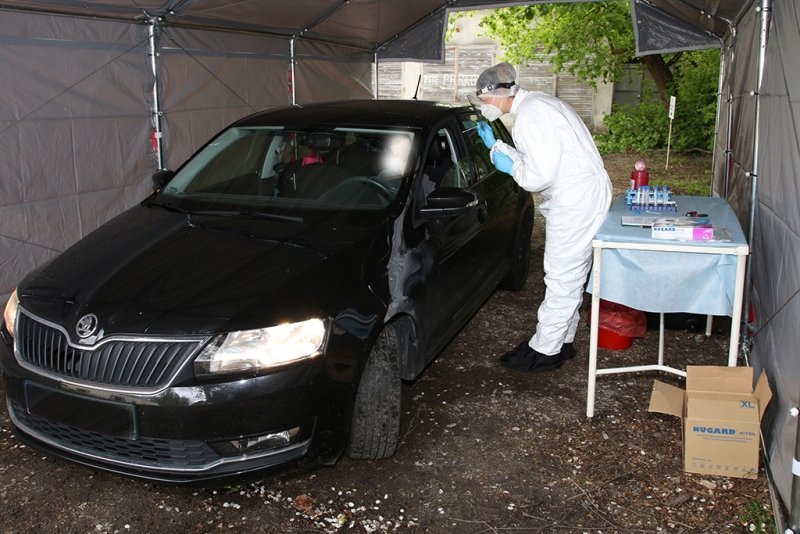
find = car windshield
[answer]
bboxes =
[155,126,416,215]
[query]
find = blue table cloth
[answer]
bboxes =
[587,196,748,316]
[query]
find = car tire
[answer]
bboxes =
[500,209,533,292]
[347,323,402,460]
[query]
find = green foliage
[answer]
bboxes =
[596,98,669,154]
[740,500,775,533]
[472,3,721,153]
[671,50,720,151]
[598,50,720,153]
[477,1,634,86]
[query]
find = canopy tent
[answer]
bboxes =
[1,0,797,525]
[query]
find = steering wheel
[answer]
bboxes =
[319,176,393,205]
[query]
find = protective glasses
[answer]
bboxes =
[475,81,516,96]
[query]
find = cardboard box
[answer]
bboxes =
[648,366,772,478]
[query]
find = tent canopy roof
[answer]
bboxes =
[630,0,752,56]
[0,0,456,53]
[0,0,754,58]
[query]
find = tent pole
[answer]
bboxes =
[148,16,165,170]
[710,47,725,196]
[742,0,772,351]
[792,404,800,531]
[290,38,297,106]
[374,51,379,99]
[723,49,734,197]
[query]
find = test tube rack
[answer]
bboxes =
[625,185,677,213]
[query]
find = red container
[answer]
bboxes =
[630,169,649,189]
[598,327,633,350]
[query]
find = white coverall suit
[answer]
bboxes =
[492,88,612,356]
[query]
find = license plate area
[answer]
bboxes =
[24,382,138,440]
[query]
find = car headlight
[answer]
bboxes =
[194,318,327,375]
[3,289,18,337]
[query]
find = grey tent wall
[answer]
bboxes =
[712,0,800,513]
[293,40,374,104]
[713,6,760,223]
[158,26,291,169]
[749,0,800,513]
[157,31,374,168]
[0,11,376,306]
[0,11,153,306]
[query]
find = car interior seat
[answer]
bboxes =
[292,134,348,199]
[423,137,453,192]
[338,134,384,177]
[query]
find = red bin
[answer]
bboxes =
[589,300,647,350]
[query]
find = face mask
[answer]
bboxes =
[480,103,503,122]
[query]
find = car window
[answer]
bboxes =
[421,127,471,199]
[459,113,495,183]
[459,112,514,181]
[184,129,273,192]
[159,127,415,213]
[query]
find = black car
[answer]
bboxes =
[1,100,533,482]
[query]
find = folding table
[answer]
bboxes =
[586,196,749,417]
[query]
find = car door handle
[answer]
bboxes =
[477,201,488,223]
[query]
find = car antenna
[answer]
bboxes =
[412,74,422,100]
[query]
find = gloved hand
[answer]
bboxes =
[491,150,514,174]
[476,121,497,149]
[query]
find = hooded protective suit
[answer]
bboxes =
[492,88,612,356]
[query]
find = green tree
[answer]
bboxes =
[472,1,675,106]
[596,50,720,153]
[456,1,721,151]
[671,50,720,151]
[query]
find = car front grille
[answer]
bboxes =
[15,311,204,389]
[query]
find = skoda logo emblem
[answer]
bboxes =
[76,314,99,339]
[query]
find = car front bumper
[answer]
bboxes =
[0,327,349,482]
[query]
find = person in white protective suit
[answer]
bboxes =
[473,62,612,372]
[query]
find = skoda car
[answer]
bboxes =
[1,100,533,481]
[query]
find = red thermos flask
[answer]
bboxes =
[630,160,649,189]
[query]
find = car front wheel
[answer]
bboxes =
[347,323,402,460]
[500,209,533,291]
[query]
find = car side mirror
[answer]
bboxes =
[419,187,479,218]
[152,169,174,191]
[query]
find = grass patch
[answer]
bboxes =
[739,499,775,533]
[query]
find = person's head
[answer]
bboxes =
[474,62,519,120]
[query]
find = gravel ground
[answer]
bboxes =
[0,151,774,533]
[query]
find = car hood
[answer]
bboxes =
[19,205,388,338]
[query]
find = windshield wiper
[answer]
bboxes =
[146,198,304,224]
[187,210,305,224]
[144,199,190,213]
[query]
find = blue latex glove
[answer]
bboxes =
[476,121,497,149]
[491,150,514,174]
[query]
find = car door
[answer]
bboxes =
[456,111,520,281]
[414,120,491,356]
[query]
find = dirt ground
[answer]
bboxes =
[0,151,774,533]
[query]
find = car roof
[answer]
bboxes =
[234,100,475,131]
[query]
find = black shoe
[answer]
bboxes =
[499,340,532,365]
[500,343,564,373]
[560,342,576,360]
[526,351,565,372]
